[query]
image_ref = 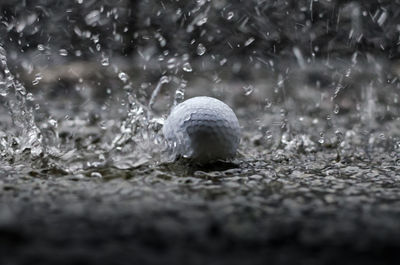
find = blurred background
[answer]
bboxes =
[1,0,399,108]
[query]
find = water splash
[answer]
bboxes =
[0,44,44,159]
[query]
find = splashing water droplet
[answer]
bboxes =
[85,10,101,26]
[148,75,171,111]
[90,172,103,178]
[182,62,192,72]
[196,16,208,26]
[101,57,109,66]
[196,43,206,56]
[48,118,58,127]
[0,44,43,158]
[167,58,177,69]
[243,85,254,96]
[37,44,45,51]
[32,73,42,86]
[26,93,34,101]
[319,132,325,144]
[264,98,272,109]
[59,49,68,56]
[333,104,340,114]
[244,37,255,47]
[335,130,344,143]
[174,89,185,104]
[264,130,272,141]
[220,58,227,66]
[118,72,129,83]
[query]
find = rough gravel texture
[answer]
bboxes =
[1,106,399,265]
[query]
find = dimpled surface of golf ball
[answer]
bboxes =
[163,96,240,162]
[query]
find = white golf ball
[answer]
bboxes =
[163,96,240,162]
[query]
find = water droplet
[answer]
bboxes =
[0,88,8,97]
[220,58,227,66]
[99,121,107,130]
[333,104,340,114]
[37,44,45,51]
[335,130,343,142]
[48,118,58,127]
[118,72,129,83]
[174,89,185,104]
[182,62,192,72]
[196,43,206,56]
[319,132,325,144]
[59,49,68,56]
[85,10,101,26]
[26,93,34,101]
[264,98,272,109]
[264,130,272,141]
[242,85,254,96]
[244,37,255,47]
[101,57,109,66]
[167,58,177,69]
[227,12,234,20]
[32,73,42,86]
[90,172,103,178]
[377,11,387,26]
[293,47,305,68]
[196,17,208,26]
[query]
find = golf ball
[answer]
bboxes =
[163,96,240,162]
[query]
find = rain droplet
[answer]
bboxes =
[90,172,103,178]
[85,10,101,26]
[335,130,343,142]
[377,11,387,26]
[182,62,192,72]
[48,118,58,127]
[264,130,272,141]
[101,57,109,66]
[243,85,254,96]
[319,132,325,144]
[37,44,45,51]
[167,58,177,69]
[196,43,206,56]
[32,73,42,86]
[174,89,185,104]
[0,87,8,97]
[244,37,255,47]
[333,104,340,114]
[59,49,68,56]
[196,17,208,26]
[118,72,129,83]
[264,98,272,109]
[26,93,34,101]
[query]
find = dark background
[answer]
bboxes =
[1,0,400,64]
